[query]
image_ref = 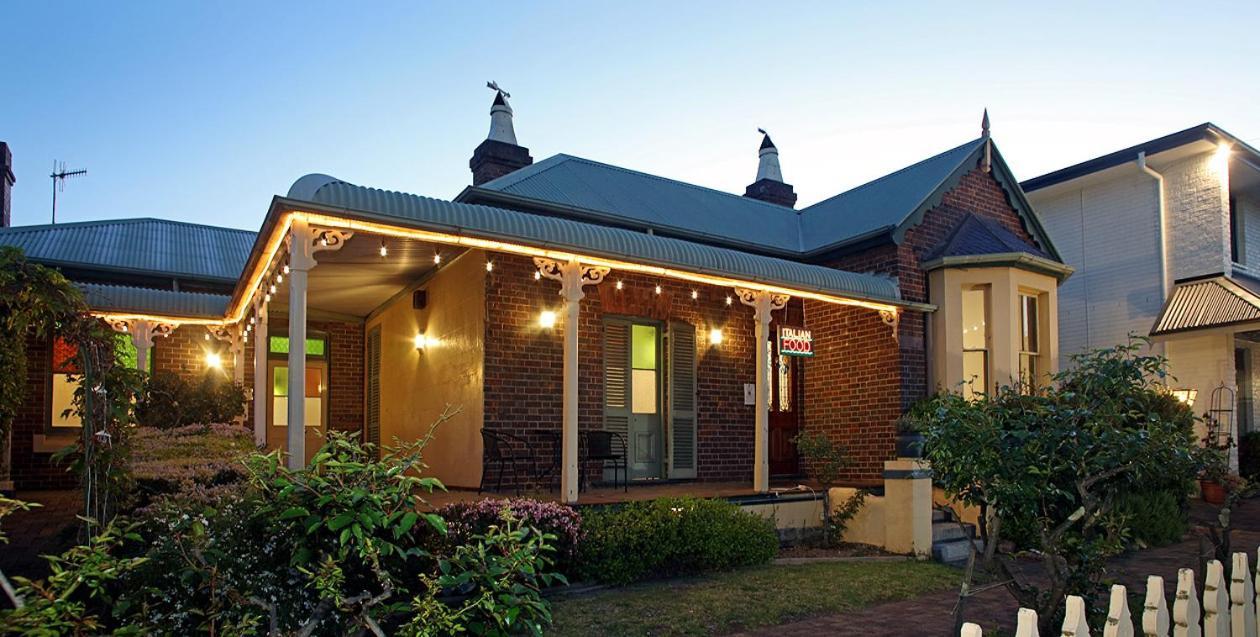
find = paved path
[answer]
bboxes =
[734,501,1260,636]
[0,490,82,580]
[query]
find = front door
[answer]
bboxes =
[769,317,803,476]
[266,360,327,464]
[628,323,664,479]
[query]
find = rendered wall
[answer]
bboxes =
[1164,152,1231,283]
[1165,331,1234,464]
[366,251,486,489]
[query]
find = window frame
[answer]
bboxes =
[1018,292,1042,392]
[960,285,991,399]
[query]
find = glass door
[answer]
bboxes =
[266,361,327,464]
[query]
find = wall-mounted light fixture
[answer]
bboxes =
[539,310,557,329]
[709,328,724,346]
[205,351,223,369]
[414,333,433,350]
[1170,388,1198,407]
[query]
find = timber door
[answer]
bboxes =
[604,319,665,480]
[266,360,328,464]
[769,323,802,477]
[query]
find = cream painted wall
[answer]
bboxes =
[929,266,1060,394]
[1164,331,1236,467]
[366,250,486,489]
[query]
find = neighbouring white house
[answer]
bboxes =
[1023,123,1260,463]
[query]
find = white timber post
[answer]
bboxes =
[108,318,175,371]
[1206,560,1230,637]
[284,219,352,470]
[1231,552,1257,637]
[252,299,269,448]
[736,288,788,493]
[1145,576,1170,637]
[1106,584,1136,637]
[536,258,609,504]
[1016,608,1041,637]
[961,623,984,637]
[1063,594,1092,637]
[1174,568,1201,637]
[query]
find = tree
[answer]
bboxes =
[918,339,1202,632]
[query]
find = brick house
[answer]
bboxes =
[0,94,1068,503]
[1024,123,1260,466]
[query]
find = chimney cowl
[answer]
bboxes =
[470,83,534,186]
[744,131,796,208]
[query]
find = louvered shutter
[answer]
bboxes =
[366,327,381,456]
[668,320,697,479]
[603,320,631,440]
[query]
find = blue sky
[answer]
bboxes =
[4,1,1258,230]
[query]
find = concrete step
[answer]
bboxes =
[932,538,983,565]
[932,508,948,523]
[931,520,973,543]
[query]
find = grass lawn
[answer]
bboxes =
[548,559,959,636]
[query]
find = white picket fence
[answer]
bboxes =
[960,549,1260,636]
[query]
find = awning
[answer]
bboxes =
[1151,275,1260,336]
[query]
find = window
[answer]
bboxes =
[961,287,989,399]
[1019,294,1041,391]
[50,333,149,429]
[268,335,327,357]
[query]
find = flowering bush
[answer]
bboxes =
[127,423,254,513]
[437,497,582,574]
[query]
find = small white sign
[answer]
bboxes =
[743,383,756,405]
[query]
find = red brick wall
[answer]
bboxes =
[9,334,77,489]
[483,253,759,484]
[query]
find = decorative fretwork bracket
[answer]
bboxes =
[107,318,176,349]
[288,221,354,273]
[735,288,789,325]
[879,309,900,344]
[534,258,610,303]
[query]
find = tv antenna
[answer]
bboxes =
[50,161,87,224]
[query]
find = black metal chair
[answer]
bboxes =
[582,430,628,492]
[479,429,533,495]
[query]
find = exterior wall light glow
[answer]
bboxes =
[654,284,662,295]
[690,290,698,300]
[1170,388,1198,407]
[616,280,623,290]
[414,333,433,350]
[485,261,494,272]
[205,351,223,369]
[1212,143,1232,175]
[539,310,557,329]
[709,328,723,345]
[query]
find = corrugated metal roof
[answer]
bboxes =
[479,154,804,252]
[924,212,1050,261]
[0,218,255,282]
[469,139,1023,258]
[800,139,984,248]
[78,283,230,318]
[1151,276,1260,336]
[295,177,906,305]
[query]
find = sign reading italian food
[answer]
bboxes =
[778,326,813,357]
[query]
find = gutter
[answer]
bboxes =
[1136,152,1171,299]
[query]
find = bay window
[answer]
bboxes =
[961,286,989,399]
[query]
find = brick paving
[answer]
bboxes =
[734,500,1260,636]
[0,490,83,580]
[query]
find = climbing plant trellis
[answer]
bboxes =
[960,549,1260,636]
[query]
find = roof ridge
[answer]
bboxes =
[0,217,256,235]
[803,138,982,214]
[550,154,799,214]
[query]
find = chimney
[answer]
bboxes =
[743,130,797,208]
[1,143,13,227]
[469,82,533,186]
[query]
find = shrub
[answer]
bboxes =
[438,498,582,575]
[1240,431,1260,480]
[577,497,778,585]
[1114,488,1189,548]
[135,372,247,429]
[128,423,254,512]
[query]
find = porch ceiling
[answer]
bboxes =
[267,232,464,319]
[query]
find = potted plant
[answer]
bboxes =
[1199,423,1234,505]
[894,409,926,459]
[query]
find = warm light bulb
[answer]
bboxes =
[690,290,698,300]
[414,333,427,349]
[379,242,388,257]
[264,293,271,302]
[269,284,277,294]
[433,253,442,264]
[205,352,223,369]
[539,311,557,329]
[709,328,724,346]
[654,285,662,295]
[725,296,733,306]
[204,333,210,341]
[534,271,542,281]
[283,264,290,274]
[276,273,283,283]
[616,280,624,290]
[485,261,494,272]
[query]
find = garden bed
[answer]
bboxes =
[776,541,892,560]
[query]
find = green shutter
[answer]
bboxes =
[667,320,697,479]
[366,327,381,456]
[603,319,631,440]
